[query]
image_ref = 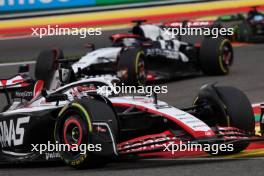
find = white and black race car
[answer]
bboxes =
[51,20,234,86]
[0,52,262,169]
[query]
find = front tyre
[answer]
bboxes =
[199,37,233,75]
[194,86,255,155]
[35,48,64,89]
[117,48,147,86]
[54,98,118,169]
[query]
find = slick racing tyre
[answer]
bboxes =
[117,47,147,86]
[54,98,118,169]
[194,85,255,155]
[35,48,64,88]
[199,37,233,75]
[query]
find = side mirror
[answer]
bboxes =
[19,64,30,74]
[46,93,68,103]
[59,68,71,84]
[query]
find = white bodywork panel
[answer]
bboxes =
[1,78,117,116]
[140,25,189,62]
[72,47,122,73]
[110,96,214,137]
[139,24,174,41]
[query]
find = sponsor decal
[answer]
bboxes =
[14,91,33,98]
[147,48,180,60]
[31,141,102,154]
[0,117,30,147]
[163,141,234,155]
[45,152,61,160]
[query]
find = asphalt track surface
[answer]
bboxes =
[0,29,264,176]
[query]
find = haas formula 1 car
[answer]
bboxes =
[0,51,262,169]
[68,20,233,86]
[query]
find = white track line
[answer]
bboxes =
[0,61,36,67]
[0,25,130,41]
[0,35,34,41]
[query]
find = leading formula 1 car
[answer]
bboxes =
[168,6,264,43]
[216,6,264,43]
[0,52,262,169]
[214,6,264,43]
[56,20,233,86]
[254,103,264,136]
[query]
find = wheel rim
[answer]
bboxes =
[136,55,146,85]
[63,117,83,149]
[222,45,232,66]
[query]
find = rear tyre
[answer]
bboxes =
[55,98,118,169]
[199,37,233,75]
[35,48,64,88]
[117,48,147,86]
[194,86,255,155]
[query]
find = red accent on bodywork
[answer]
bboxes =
[247,142,264,150]
[12,79,30,87]
[1,78,29,88]
[21,83,30,87]
[253,105,261,114]
[194,43,201,48]
[0,80,7,87]
[12,79,23,83]
[112,103,215,138]
[146,73,156,81]
[110,33,141,43]
[34,80,44,98]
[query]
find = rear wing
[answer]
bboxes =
[0,75,32,91]
[0,74,35,101]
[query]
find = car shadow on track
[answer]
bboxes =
[0,161,64,169]
[0,157,254,170]
[103,158,254,171]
